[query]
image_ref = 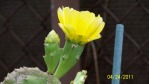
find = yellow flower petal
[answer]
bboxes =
[57,7,105,45]
[57,7,64,24]
[87,34,101,43]
[63,7,73,25]
[86,17,102,37]
[69,9,79,30]
[77,11,95,35]
[58,23,69,37]
[63,24,76,38]
[97,15,105,33]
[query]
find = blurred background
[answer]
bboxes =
[0,0,149,84]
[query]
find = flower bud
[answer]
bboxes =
[45,30,60,44]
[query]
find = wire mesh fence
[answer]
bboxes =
[0,0,51,81]
[80,0,149,84]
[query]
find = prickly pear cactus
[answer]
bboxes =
[1,67,61,84]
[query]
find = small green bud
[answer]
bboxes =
[44,30,61,74]
[45,30,60,44]
[71,70,87,84]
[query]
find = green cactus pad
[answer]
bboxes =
[44,30,60,74]
[54,40,84,78]
[1,67,61,84]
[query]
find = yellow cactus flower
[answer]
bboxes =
[57,7,105,45]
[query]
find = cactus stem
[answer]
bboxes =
[54,40,84,78]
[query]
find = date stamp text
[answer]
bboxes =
[107,74,134,80]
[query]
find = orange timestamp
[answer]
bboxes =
[107,74,134,80]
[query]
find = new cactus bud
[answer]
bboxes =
[44,30,60,74]
[45,30,60,44]
[70,70,87,84]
